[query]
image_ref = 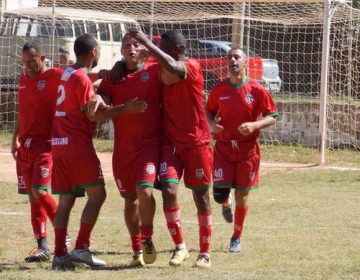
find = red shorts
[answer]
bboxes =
[113,142,159,198]
[159,143,213,190]
[52,156,105,197]
[213,140,260,191]
[16,140,52,194]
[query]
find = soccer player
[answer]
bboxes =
[89,33,161,267]
[128,29,213,268]
[11,41,63,263]
[205,47,279,252]
[53,46,74,70]
[50,34,146,270]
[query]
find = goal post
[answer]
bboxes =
[0,0,359,167]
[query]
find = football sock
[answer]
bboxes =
[140,224,153,242]
[198,212,212,254]
[54,227,67,257]
[232,206,249,239]
[36,193,57,224]
[131,234,142,252]
[30,201,47,240]
[164,207,184,247]
[75,223,94,250]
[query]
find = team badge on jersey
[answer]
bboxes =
[146,164,155,175]
[245,93,254,104]
[40,167,50,178]
[141,72,150,82]
[37,80,46,91]
[196,168,204,179]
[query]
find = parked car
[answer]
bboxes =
[190,39,282,93]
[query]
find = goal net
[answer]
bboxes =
[0,0,359,167]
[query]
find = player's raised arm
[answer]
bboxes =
[127,28,185,85]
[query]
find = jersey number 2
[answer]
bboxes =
[55,85,66,117]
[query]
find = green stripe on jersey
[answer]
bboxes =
[75,182,105,190]
[267,113,280,118]
[234,185,261,192]
[136,182,154,188]
[160,178,180,184]
[227,77,249,89]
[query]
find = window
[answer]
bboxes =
[0,17,9,36]
[55,20,73,37]
[38,20,51,36]
[74,20,85,37]
[12,17,30,36]
[86,21,97,38]
[112,23,122,42]
[98,23,110,41]
[28,19,38,37]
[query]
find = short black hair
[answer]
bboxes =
[228,47,247,57]
[22,41,42,54]
[74,34,98,58]
[161,30,186,51]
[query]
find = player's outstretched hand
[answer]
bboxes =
[123,97,148,113]
[87,95,110,116]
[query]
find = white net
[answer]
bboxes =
[0,0,359,166]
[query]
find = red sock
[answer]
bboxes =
[164,207,184,246]
[30,201,47,240]
[233,206,249,239]
[54,227,67,257]
[75,223,94,250]
[131,234,142,252]
[37,193,57,225]
[140,225,153,242]
[198,212,212,254]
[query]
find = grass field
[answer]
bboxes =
[0,167,359,279]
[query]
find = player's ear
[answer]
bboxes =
[40,55,46,62]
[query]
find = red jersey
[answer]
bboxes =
[205,78,279,143]
[18,68,63,143]
[98,62,162,153]
[51,65,97,158]
[162,58,210,147]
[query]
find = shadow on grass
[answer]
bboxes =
[0,262,33,271]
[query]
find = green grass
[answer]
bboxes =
[0,169,359,279]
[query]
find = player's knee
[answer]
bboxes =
[161,183,177,200]
[88,187,106,205]
[213,188,230,204]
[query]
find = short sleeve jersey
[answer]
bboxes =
[18,68,63,142]
[98,62,162,153]
[162,58,210,147]
[205,78,279,142]
[51,65,97,159]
